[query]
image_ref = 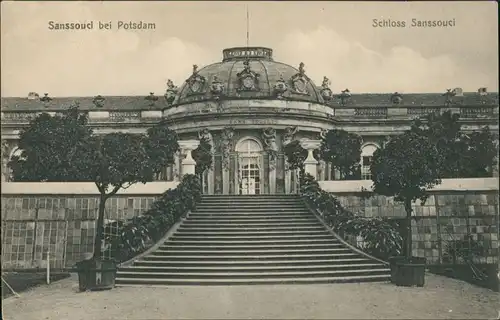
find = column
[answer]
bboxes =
[269,154,277,194]
[178,140,200,178]
[284,156,291,194]
[300,139,321,179]
[318,160,326,181]
[222,156,230,195]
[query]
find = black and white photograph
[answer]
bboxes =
[1,1,499,319]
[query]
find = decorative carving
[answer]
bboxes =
[92,95,105,108]
[443,88,456,106]
[221,127,234,171]
[164,79,178,105]
[391,92,403,105]
[273,74,288,99]
[210,75,225,98]
[319,129,329,140]
[262,127,278,170]
[320,76,333,102]
[283,126,299,147]
[40,93,52,104]
[236,60,260,92]
[198,128,215,158]
[290,62,310,95]
[186,64,206,94]
[339,89,351,106]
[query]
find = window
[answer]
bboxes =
[361,144,378,181]
[361,156,372,180]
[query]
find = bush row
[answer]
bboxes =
[102,174,202,263]
[299,173,403,261]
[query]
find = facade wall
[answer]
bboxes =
[1,179,498,270]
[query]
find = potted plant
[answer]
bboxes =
[370,131,442,287]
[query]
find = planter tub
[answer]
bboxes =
[394,257,426,287]
[389,256,407,283]
[75,259,117,292]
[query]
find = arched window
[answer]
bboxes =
[361,144,378,180]
[235,138,262,155]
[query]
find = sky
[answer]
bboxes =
[1,1,498,97]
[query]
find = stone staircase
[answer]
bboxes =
[115,195,390,286]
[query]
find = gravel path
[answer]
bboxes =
[2,273,499,320]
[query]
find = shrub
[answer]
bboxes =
[299,172,403,260]
[102,174,202,263]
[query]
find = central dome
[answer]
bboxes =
[173,47,325,105]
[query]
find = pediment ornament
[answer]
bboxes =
[290,62,310,95]
[236,60,260,92]
[186,64,206,95]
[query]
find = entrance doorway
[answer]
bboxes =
[235,138,263,195]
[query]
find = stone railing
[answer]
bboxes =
[354,107,388,118]
[108,111,141,121]
[459,107,495,117]
[407,107,442,116]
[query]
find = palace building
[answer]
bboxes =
[1,46,499,194]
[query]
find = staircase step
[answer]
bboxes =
[202,195,299,199]
[117,268,389,279]
[177,226,324,232]
[194,208,308,213]
[151,248,353,256]
[180,222,321,228]
[166,239,340,245]
[170,234,335,241]
[185,217,317,222]
[120,263,385,273]
[117,269,389,278]
[133,258,374,267]
[160,244,345,251]
[173,230,330,236]
[196,204,303,209]
[142,253,359,261]
[199,202,304,206]
[188,214,310,218]
[115,275,389,286]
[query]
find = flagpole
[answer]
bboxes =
[246,4,249,47]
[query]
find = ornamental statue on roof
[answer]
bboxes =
[164,79,178,105]
[320,76,333,102]
[290,62,310,95]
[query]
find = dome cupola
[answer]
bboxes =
[171,47,325,106]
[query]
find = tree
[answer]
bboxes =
[9,107,180,259]
[410,111,498,178]
[192,136,213,176]
[9,108,94,182]
[370,131,442,258]
[319,129,362,180]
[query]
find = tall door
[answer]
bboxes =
[239,156,261,195]
[235,138,264,195]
